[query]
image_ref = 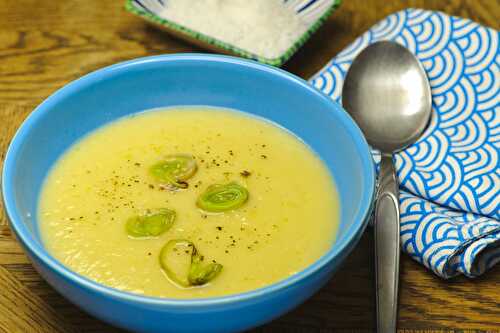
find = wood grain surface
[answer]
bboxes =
[0,0,499,332]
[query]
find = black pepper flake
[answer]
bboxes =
[202,214,208,219]
[148,184,155,189]
[229,150,234,156]
[134,162,141,167]
[225,250,229,253]
[79,216,84,219]
[148,252,152,256]
[216,236,219,240]
[261,154,267,159]
[240,170,251,177]
[177,181,189,188]
[262,144,266,148]
[216,226,223,231]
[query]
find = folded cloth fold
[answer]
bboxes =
[310,8,499,278]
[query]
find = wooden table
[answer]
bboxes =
[0,1,499,332]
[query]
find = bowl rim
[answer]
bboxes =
[2,54,375,308]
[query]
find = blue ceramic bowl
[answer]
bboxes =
[2,54,375,333]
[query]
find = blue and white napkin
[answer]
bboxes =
[310,9,500,278]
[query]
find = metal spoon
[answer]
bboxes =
[342,41,432,333]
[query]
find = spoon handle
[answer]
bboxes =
[375,155,400,333]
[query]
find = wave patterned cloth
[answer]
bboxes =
[311,9,500,278]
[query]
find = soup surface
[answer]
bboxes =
[39,108,339,298]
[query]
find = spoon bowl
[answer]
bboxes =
[342,41,432,153]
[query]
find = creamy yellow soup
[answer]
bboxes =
[39,108,339,298]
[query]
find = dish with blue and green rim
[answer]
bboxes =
[125,0,342,67]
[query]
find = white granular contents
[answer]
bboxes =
[159,0,310,59]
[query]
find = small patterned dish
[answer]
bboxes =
[125,0,341,67]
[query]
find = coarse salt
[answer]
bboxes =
[159,0,310,59]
